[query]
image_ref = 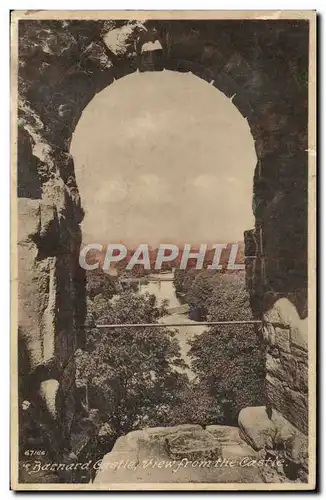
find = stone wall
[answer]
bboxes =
[263,298,308,434]
[15,16,309,478]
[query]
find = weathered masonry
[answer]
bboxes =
[16,18,309,481]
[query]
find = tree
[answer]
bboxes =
[76,287,188,435]
[173,267,199,298]
[85,268,117,301]
[188,272,265,425]
[185,269,218,320]
[164,381,224,427]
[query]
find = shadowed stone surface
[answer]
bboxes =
[239,406,308,480]
[94,425,264,484]
[262,298,308,433]
[206,425,258,459]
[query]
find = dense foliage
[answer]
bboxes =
[186,271,265,424]
[77,265,265,443]
[76,274,188,438]
[85,268,118,301]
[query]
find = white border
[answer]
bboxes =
[2,1,322,498]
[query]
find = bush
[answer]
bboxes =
[76,287,188,435]
[188,272,265,424]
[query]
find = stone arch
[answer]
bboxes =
[16,19,309,458]
[17,15,308,359]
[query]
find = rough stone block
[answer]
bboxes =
[60,357,76,395]
[238,406,275,450]
[168,429,222,461]
[280,352,307,393]
[266,353,293,387]
[265,374,308,434]
[290,319,308,351]
[144,424,202,441]
[103,22,146,57]
[94,425,264,484]
[206,425,243,445]
[262,322,275,345]
[18,242,43,372]
[291,345,308,362]
[274,326,291,353]
[18,198,40,243]
[83,41,112,69]
[296,361,308,393]
[238,406,308,471]
[206,425,257,459]
[38,379,60,419]
[264,298,308,351]
[40,258,57,365]
[264,297,295,327]
[39,202,59,240]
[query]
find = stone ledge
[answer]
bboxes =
[238,406,308,472]
[263,298,308,353]
[94,424,264,484]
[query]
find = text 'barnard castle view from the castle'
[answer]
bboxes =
[12,12,314,491]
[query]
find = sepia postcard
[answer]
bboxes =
[10,10,316,491]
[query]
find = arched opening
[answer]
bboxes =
[70,69,263,434]
[70,70,257,247]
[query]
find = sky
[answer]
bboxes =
[70,70,256,247]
